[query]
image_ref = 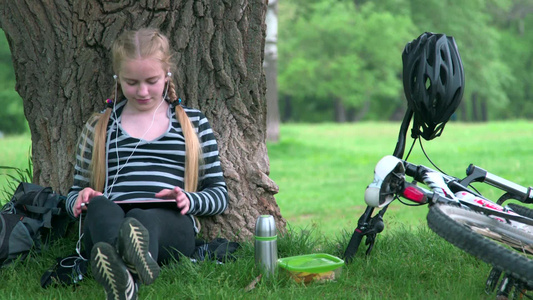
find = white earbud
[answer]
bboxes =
[113,74,118,80]
[167,72,172,77]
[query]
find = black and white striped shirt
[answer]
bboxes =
[66,101,228,229]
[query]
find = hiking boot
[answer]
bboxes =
[91,242,138,300]
[118,217,160,285]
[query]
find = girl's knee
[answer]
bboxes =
[86,196,123,219]
[125,208,146,220]
[88,196,113,208]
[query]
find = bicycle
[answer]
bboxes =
[343,32,533,298]
[343,108,533,298]
[342,32,533,299]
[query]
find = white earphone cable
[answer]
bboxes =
[107,76,170,196]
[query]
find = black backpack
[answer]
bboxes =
[0,182,71,267]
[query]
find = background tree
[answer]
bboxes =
[0,29,27,135]
[0,0,285,240]
[279,0,416,122]
[278,0,532,123]
[265,0,280,142]
[489,0,533,119]
[408,0,513,122]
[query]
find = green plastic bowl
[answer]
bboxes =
[277,253,344,273]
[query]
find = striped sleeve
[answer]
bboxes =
[65,117,97,218]
[183,111,228,216]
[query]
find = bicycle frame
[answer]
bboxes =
[395,158,533,228]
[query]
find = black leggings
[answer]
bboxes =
[83,196,196,264]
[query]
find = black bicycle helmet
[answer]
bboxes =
[402,32,465,140]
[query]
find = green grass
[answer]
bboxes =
[0,225,494,299]
[0,133,32,196]
[268,121,533,238]
[1,121,533,299]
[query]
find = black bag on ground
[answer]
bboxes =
[192,238,240,263]
[40,252,88,288]
[0,182,71,267]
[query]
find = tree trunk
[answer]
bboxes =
[458,101,468,122]
[282,94,292,122]
[0,0,285,241]
[334,98,346,122]
[481,98,488,122]
[265,0,280,142]
[471,93,479,121]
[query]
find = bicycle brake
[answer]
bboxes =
[363,214,385,255]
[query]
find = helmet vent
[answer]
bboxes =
[440,65,447,85]
[440,49,447,60]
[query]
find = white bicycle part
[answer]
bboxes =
[365,155,405,208]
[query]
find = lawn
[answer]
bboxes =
[268,120,533,238]
[1,121,532,299]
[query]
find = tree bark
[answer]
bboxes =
[0,0,285,241]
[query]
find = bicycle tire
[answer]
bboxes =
[427,204,533,288]
[508,203,533,219]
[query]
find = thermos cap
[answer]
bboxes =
[255,215,277,238]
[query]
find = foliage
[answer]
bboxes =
[496,13,533,119]
[279,0,416,122]
[278,0,533,122]
[0,29,28,135]
[407,0,513,121]
[1,2,532,124]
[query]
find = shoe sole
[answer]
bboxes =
[91,242,137,300]
[118,217,160,285]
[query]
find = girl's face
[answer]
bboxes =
[118,58,168,112]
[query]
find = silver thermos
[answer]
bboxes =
[255,215,278,276]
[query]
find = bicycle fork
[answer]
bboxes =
[343,205,387,263]
[343,109,413,263]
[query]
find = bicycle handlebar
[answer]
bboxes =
[464,164,533,203]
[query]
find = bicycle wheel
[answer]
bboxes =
[508,203,533,219]
[427,204,533,288]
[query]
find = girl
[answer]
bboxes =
[66,28,228,300]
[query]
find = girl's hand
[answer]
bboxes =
[73,187,103,217]
[155,187,190,215]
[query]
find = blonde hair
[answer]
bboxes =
[88,28,202,193]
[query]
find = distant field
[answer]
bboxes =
[2,121,533,239]
[267,120,533,238]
